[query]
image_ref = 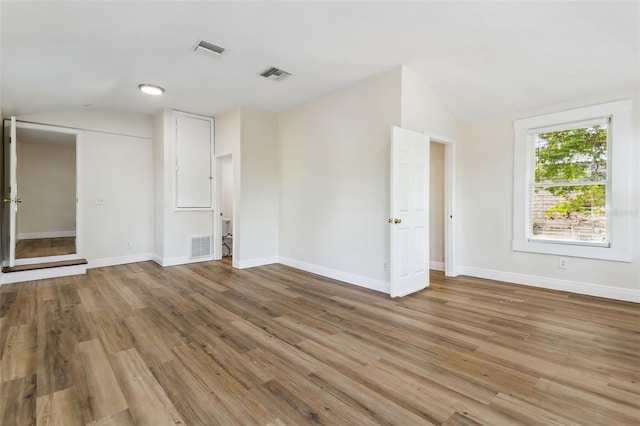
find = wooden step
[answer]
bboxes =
[2,258,88,273]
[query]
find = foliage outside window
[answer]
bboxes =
[529,121,608,245]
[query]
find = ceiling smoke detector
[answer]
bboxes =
[194,40,225,57]
[260,67,292,81]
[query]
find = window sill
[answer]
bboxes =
[513,239,631,262]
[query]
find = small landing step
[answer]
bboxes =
[3,258,88,273]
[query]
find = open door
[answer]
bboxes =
[2,117,18,267]
[390,126,430,297]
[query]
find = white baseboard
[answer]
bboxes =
[18,231,76,240]
[153,255,214,267]
[87,253,153,269]
[458,265,640,303]
[237,256,279,269]
[429,261,445,271]
[278,257,390,294]
[1,264,87,285]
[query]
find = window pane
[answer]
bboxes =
[534,124,607,183]
[530,185,607,243]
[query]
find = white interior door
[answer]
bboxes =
[390,126,430,297]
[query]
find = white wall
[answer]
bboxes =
[237,107,279,266]
[16,141,76,238]
[81,131,153,262]
[213,106,279,268]
[17,108,154,265]
[153,109,214,265]
[278,68,402,289]
[399,65,461,271]
[400,66,460,140]
[429,141,445,265]
[458,90,640,299]
[152,110,165,258]
[214,106,240,156]
[214,107,241,263]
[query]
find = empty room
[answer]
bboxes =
[0,1,638,425]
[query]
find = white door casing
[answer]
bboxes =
[6,121,82,267]
[8,117,18,267]
[390,126,430,297]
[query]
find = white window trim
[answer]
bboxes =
[513,100,632,262]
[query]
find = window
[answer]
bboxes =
[513,100,632,262]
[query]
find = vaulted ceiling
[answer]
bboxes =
[1,1,638,124]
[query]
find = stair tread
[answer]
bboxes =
[2,258,88,273]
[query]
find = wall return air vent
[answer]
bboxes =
[260,67,292,81]
[190,235,212,259]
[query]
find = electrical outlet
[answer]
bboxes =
[126,242,133,249]
[558,257,568,269]
[384,262,389,271]
[96,198,105,205]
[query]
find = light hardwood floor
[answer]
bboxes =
[0,259,638,425]
[15,237,76,259]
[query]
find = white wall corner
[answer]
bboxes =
[152,253,164,266]
[458,265,640,303]
[278,257,390,294]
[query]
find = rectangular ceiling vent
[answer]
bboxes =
[194,40,225,56]
[260,66,292,81]
[190,235,212,259]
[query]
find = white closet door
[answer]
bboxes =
[175,112,213,209]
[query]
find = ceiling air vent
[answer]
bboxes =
[194,40,225,56]
[260,67,292,81]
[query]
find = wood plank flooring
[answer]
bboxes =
[15,238,76,259]
[0,259,638,425]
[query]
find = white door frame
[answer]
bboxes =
[213,153,233,261]
[427,133,458,277]
[11,121,83,266]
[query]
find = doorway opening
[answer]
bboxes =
[2,119,82,268]
[214,154,234,260]
[429,141,445,272]
[429,134,457,277]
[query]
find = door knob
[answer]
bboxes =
[16,198,22,203]
[394,218,401,224]
[2,198,10,203]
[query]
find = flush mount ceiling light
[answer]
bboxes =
[138,84,165,95]
[260,66,292,81]
[194,40,225,57]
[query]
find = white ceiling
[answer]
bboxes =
[1,1,638,124]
